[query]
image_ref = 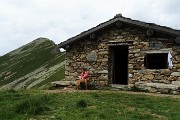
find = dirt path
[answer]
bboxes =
[44,89,180,98]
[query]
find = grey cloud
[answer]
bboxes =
[0,0,180,55]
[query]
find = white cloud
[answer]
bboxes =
[0,0,180,55]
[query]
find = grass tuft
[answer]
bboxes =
[14,94,51,115]
[76,99,88,108]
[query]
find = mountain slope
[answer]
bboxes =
[0,37,65,90]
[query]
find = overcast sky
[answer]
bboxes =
[0,0,180,55]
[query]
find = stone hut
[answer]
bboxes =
[58,14,180,94]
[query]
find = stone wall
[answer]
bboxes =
[65,25,180,94]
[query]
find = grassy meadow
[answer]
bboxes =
[0,90,179,120]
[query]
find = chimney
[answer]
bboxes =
[114,13,122,18]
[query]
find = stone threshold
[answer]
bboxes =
[111,84,129,90]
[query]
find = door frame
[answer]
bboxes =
[109,45,129,85]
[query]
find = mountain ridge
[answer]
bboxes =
[0,37,65,90]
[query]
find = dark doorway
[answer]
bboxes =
[112,45,128,85]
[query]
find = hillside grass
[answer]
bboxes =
[0,38,65,89]
[0,90,179,120]
[33,66,65,89]
[0,40,58,85]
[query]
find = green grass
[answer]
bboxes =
[0,90,179,120]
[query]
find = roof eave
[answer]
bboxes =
[58,17,120,48]
[58,17,180,48]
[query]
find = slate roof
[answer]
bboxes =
[58,15,180,48]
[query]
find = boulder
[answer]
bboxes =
[146,83,179,91]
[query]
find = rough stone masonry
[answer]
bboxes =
[60,16,180,94]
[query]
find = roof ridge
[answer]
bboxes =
[59,15,180,48]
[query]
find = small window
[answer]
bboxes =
[144,53,168,69]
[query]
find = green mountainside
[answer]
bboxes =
[0,38,65,90]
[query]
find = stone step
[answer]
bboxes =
[111,84,129,90]
[51,81,76,87]
[135,82,180,94]
[146,83,179,90]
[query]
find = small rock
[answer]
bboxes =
[129,73,133,78]
[171,72,180,77]
[154,75,163,80]
[175,64,180,69]
[98,70,108,74]
[160,80,171,84]
[171,91,180,95]
[144,74,154,80]
[135,45,143,49]
[168,76,178,81]
[129,49,140,53]
[149,88,157,93]
[158,88,170,94]
[134,53,140,57]
[171,81,180,86]
[160,69,171,75]
[151,79,159,83]
[99,81,106,86]
[134,73,143,80]
[133,65,142,70]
